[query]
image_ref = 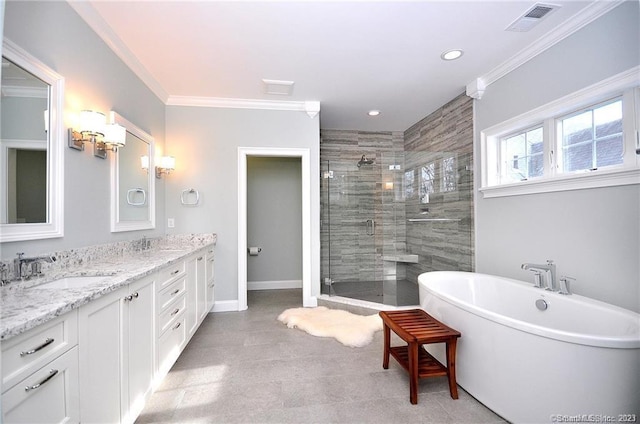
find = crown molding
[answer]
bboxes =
[167,96,320,117]
[470,0,624,96]
[67,1,169,103]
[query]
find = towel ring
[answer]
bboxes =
[126,188,147,206]
[181,188,200,206]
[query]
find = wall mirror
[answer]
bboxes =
[110,111,156,232]
[0,39,64,242]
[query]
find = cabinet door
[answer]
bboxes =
[206,250,215,312]
[186,257,198,337]
[122,276,155,424]
[1,347,79,424]
[196,254,207,323]
[78,288,123,424]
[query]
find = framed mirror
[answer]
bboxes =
[0,39,64,242]
[110,111,156,232]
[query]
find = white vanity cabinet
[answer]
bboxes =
[78,274,155,424]
[1,312,80,424]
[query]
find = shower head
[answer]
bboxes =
[357,154,375,168]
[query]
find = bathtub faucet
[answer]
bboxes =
[521,260,557,291]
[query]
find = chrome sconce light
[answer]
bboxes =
[68,110,105,151]
[68,110,126,158]
[156,156,175,179]
[94,122,126,159]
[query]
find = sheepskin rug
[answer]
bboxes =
[277,306,383,347]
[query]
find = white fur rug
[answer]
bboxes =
[277,306,383,348]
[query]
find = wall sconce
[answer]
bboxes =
[156,156,175,179]
[68,110,105,151]
[68,110,126,158]
[94,122,126,159]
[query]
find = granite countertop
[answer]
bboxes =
[0,234,217,341]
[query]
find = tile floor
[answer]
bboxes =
[136,289,506,423]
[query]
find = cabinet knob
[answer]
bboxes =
[124,295,133,301]
[133,292,139,298]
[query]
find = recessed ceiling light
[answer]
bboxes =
[368,110,381,116]
[441,49,464,61]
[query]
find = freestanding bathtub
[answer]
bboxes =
[418,271,640,424]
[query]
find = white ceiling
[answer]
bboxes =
[75,0,614,131]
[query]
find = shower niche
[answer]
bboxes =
[320,150,473,306]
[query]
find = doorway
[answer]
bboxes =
[237,147,313,311]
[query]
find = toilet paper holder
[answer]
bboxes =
[248,247,262,255]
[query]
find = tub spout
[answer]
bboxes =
[521,260,557,291]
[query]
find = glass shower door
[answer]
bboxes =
[320,159,384,301]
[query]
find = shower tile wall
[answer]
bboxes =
[320,92,474,290]
[403,93,475,283]
[320,130,405,284]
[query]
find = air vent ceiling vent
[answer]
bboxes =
[506,3,560,32]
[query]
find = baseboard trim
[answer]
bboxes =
[210,300,240,312]
[248,280,302,291]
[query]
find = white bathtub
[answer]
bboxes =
[418,271,640,424]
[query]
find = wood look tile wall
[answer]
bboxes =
[320,93,474,288]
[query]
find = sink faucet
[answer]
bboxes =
[521,260,557,291]
[14,253,56,280]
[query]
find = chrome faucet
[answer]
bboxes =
[558,276,576,295]
[521,260,557,291]
[14,253,56,280]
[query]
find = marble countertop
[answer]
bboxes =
[0,234,216,341]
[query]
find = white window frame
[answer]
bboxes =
[480,67,640,198]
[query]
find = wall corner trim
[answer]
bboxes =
[167,96,320,114]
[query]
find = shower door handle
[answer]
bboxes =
[366,219,375,236]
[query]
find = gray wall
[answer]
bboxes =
[474,1,640,312]
[1,1,166,259]
[164,106,319,303]
[247,156,302,286]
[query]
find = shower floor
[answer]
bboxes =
[328,279,419,306]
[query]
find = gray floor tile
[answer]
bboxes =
[136,289,501,424]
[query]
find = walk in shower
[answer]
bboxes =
[320,150,474,306]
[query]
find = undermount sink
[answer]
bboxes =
[31,276,108,290]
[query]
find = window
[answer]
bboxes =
[420,163,435,203]
[501,126,544,183]
[441,156,457,192]
[404,169,414,198]
[558,99,623,173]
[481,69,639,198]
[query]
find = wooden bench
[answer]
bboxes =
[379,309,461,404]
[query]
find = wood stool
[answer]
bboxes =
[379,309,461,404]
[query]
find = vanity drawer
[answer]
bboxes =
[158,276,187,311]
[158,295,186,335]
[157,260,186,290]
[2,346,79,424]
[2,310,78,392]
[157,315,186,376]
